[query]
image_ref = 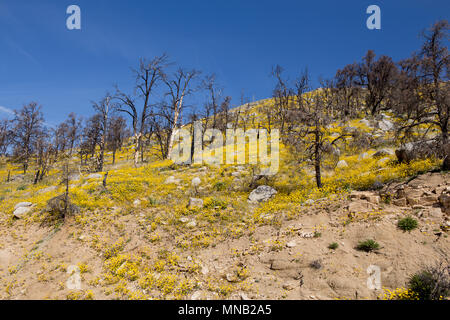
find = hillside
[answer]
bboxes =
[0,99,449,300]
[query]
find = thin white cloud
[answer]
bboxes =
[0,105,14,115]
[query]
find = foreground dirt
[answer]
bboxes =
[0,172,448,300]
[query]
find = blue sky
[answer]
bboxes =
[0,0,449,127]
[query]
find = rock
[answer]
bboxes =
[69,174,81,181]
[373,149,394,158]
[13,206,32,219]
[87,173,102,179]
[191,177,201,187]
[371,181,384,190]
[248,186,277,203]
[304,199,315,206]
[225,273,239,282]
[428,207,443,218]
[299,231,315,238]
[358,153,370,160]
[396,140,436,163]
[282,283,295,291]
[238,292,250,300]
[336,160,348,169]
[190,291,204,300]
[38,186,57,194]
[188,198,204,209]
[231,172,241,177]
[45,194,80,218]
[347,201,375,213]
[421,195,439,206]
[286,240,297,248]
[165,176,180,184]
[133,199,141,207]
[378,119,394,131]
[14,202,33,210]
[186,220,197,228]
[179,217,189,223]
[270,259,290,270]
[393,198,407,207]
[439,189,450,214]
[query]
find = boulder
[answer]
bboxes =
[373,149,394,158]
[378,119,394,131]
[188,198,204,209]
[439,188,450,214]
[336,160,348,169]
[248,186,277,203]
[14,202,33,210]
[13,206,32,219]
[165,176,180,184]
[395,140,436,163]
[86,173,102,179]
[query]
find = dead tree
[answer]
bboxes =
[115,54,169,166]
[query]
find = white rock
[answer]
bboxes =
[248,185,277,203]
[179,217,190,223]
[14,202,33,210]
[87,173,102,179]
[358,153,370,160]
[336,160,348,169]
[191,177,201,187]
[133,199,141,207]
[13,206,32,219]
[286,241,297,248]
[165,176,180,184]
[188,198,204,209]
[186,220,197,228]
[378,119,394,131]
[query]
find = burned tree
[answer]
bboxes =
[163,68,200,159]
[355,50,398,115]
[106,115,128,164]
[115,54,169,166]
[92,94,116,172]
[393,20,449,164]
[11,102,44,174]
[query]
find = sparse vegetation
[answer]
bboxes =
[398,217,419,232]
[356,239,380,252]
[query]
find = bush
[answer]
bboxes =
[398,216,418,232]
[408,263,450,300]
[213,182,226,191]
[356,239,380,252]
[328,242,339,250]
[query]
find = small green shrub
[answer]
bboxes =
[398,216,418,232]
[328,242,339,250]
[313,231,322,238]
[213,182,226,191]
[356,239,380,252]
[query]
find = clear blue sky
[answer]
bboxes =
[0,0,449,127]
